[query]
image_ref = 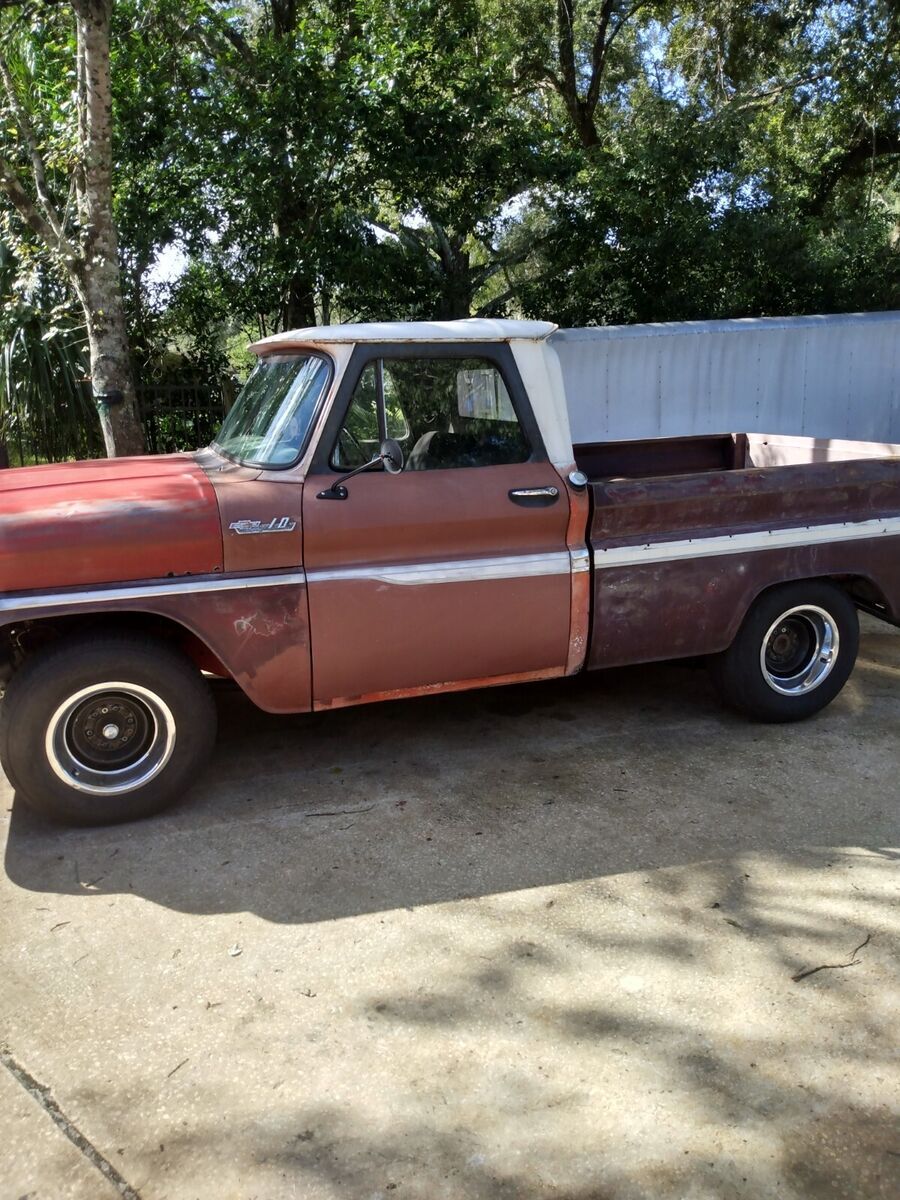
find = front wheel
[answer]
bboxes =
[0,633,217,824]
[708,581,859,722]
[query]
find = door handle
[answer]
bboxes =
[509,486,560,507]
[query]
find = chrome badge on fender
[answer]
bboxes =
[229,517,297,535]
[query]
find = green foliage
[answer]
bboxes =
[0,242,100,463]
[1,1,147,458]
[503,0,900,322]
[513,93,900,324]
[2,0,899,449]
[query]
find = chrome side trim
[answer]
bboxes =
[0,552,576,615]
[306,551,572,587]
[0,571,307,614]
[570,547,591,574]
[594,516,900,570]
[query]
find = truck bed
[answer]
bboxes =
[574,432,900,482]
[582,450,900,671]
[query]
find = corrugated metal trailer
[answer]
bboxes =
[553,310,900,449]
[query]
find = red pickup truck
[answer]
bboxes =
[1,318,898,824]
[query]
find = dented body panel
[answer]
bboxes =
[586,458,900,668]
[0,576,311,713]
[590,536,900,669]
[590,458,900,543]
[0,448,310,711]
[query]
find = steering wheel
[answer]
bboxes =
[337,425,366,467]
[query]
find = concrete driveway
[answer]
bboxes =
[1,617,898,1200]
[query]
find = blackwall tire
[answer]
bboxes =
[708,581,859,723]
[0,634,217,825]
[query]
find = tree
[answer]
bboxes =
[498,0,900,325]
[0,0,144,456]
[97,0,899,376]
[357,0,556,320]
[117,0,559,332]
[505,0,659,151]
[164,0,369,335]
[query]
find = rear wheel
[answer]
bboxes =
[708,581,859,722]
[0,634,217,824]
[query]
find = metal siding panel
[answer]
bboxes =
[553,311,900,445]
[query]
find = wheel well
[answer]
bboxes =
[837,574,896,622]
[749,574,894,623]
[0,612,230,683]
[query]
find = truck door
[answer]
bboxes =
[301,342,573,708]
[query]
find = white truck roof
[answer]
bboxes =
[253,318,557,349]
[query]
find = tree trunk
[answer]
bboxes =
[281,270,318,331]
[0,1,145,458]
[573,103,600,149]
[79,270,145,457]
[434,226,474,319]
[73,0,144,457]
[271,0,298,39]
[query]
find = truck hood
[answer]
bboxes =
[0,454,224,594]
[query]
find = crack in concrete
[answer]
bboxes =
[1,1044,142,1199]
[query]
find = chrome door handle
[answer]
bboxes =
[509,486,560,507]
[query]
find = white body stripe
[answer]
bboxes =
[306,551,572,587]
[2,516,896,615]
[593,515,900,570]
[0,552,573,613]
[0,571,306,614]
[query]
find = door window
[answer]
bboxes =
[332,356,530,471]
[332,363,410,468]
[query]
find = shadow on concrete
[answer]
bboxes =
[3,620,899,927]
[48,842,900,1199]
[128,1099,900,1200]
[3,624,900,1199]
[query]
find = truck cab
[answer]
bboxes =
[209,320,586,708]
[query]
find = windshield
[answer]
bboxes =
[212,353,331,468]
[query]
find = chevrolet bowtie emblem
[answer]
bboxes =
[229,517,297,535]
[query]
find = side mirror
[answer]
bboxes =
[380,438,404,474]
[317,438,405,500]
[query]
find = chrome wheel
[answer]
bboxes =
[760,606,839,696]
[45,681,176,795]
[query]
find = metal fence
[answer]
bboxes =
[136,381,226,456]
[1,380,226,466]
[1,384,103,466]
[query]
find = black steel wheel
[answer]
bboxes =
[0,633,217,825]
